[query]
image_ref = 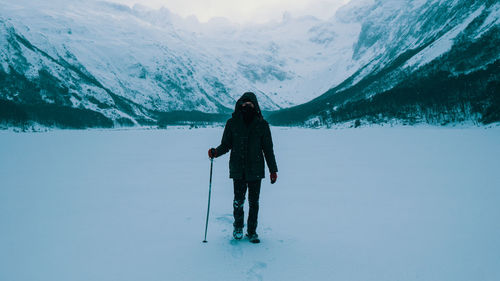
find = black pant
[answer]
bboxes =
[233,179,262,235]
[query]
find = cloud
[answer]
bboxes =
[112,0,350,23]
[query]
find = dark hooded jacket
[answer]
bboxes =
[215,92,278,181]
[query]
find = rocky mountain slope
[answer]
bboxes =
[0,0,363,127]
[268,0,500,126]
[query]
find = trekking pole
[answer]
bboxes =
[203,157,214,243]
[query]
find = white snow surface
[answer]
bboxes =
[1,127,499,281]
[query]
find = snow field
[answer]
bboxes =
[0,127,499,281]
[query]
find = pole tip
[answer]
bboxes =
[203,240,207,243]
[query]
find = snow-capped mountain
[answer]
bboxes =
[0,0,498,128]
[0,0,364,127]
[268,0,500,126]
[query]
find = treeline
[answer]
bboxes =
[155,111,230,127]
[0,99,114,129]
[320,61,499,126]
[0,99,233,129]
[267,25,500,126]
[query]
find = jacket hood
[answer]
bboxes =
[233,92,263,119]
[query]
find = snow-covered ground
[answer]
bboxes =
[1,127,499,281]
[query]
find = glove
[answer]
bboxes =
[208,148,217,159]
[270,172,277,184]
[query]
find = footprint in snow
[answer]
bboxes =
[230,239,243,258]
[246,262,267,281]
[216,214,233,225]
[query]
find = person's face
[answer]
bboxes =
[242,101,254,108]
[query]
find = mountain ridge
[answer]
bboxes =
[267,0,500,126]
[1,0,499,128]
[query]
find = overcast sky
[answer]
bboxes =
[112,0,351,23]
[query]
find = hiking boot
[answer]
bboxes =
[233,227,243,240]
[246,233,260,244]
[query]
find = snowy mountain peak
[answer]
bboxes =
[1,0,498,128]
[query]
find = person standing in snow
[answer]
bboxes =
[208,92,278,243]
